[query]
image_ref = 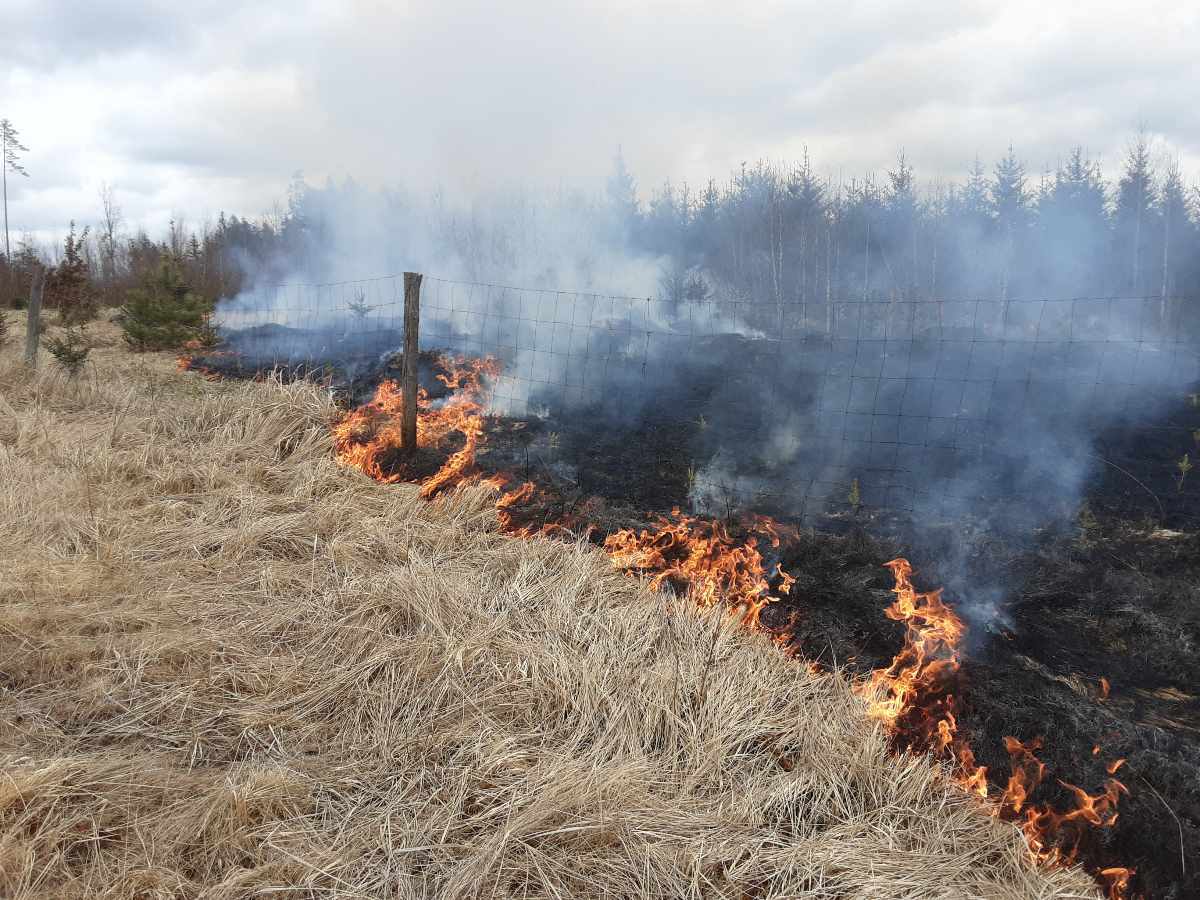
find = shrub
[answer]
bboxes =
[46,222,100,326]
[43,326,92,378]
[121,259,213,352]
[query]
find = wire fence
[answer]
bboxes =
[210,272,1200,529]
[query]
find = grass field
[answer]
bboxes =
[0,318,1100,898]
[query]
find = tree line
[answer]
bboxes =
[0,208,289,313]
[2,136,1197,328]
[619,138,1200,310]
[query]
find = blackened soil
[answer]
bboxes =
[764,516,1200,899]
[189,336,450,408]
[965,520,1200,899]
[378,442,460,483]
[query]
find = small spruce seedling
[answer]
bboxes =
[347,288,374,320]
[43,326,92,378]
[1177,453,1193,492]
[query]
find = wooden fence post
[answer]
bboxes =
[24,268,44,367]
[401,272,422,452]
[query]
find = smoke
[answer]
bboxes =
[681,294,1198,626]
[210,175,758,408]
[209,161,1200,628]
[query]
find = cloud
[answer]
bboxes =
[4,0,233,69]
[2,0,1198,246]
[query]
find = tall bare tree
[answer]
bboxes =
[1,119,29,262]
[98,182,123,287]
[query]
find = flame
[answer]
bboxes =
[1002,735,1046,814]
[1100,868,1134,899]
[332,354,500,494]
[176,355,222,381]
[862,559,1134,898]
[492,479,536,531]
[326,355,1138,900]
[602,509,793,627]
[857,558,989,796]
[176,339,231,381]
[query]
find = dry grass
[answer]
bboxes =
[0,318,1100,898]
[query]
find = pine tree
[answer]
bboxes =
[1113,134,1158,295]
[991,147,1031,299]
[605,148,639,241]
[841,176,883,301]
[646,179,687,258]
[939,158,993,298]
[1,118,29,263]
[691,178,722,262]
[785,152,826,301]
[43,326,92,378]
[46,222,98,325]
[962,157,990,222]
[1157,159,1193,302]
[885,151,919,297]
[991,146,1030,229]
[120,258,212,351]
[1036,147,1109,296]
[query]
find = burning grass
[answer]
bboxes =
[860,560,1133,899]
[0,321,1101,898]
[325,354,1162,897]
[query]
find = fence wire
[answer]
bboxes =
[211,273,1200,529]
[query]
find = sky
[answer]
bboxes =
[3,0,1199,246]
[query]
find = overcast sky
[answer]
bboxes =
[3,0,1198,245]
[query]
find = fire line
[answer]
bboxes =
[288,351,1138,899]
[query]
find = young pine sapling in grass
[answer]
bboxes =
[121,258,213,352]
[347,288,374,321]
[43,326,92,379]
[48,222,100,326]
[848,477,862,513]
[1176,453,1192,492]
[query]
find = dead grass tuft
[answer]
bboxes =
[0,322,1100,897]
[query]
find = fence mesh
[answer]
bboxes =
[210,273,1200,529]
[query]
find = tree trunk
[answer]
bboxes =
[1161,199,1170,324]
[2,127,9,262]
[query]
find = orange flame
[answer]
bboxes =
[1100,867,1134,899]
[493,479,536,531]
[603,509,793,628]
[328,355,1137,900]
[862,559,1134,898]
[332,354,500,494]
[857,558,989,796]
[1002,735,1046,814]
[176,355,222,381]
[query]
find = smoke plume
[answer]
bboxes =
[210,157,1200,626]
